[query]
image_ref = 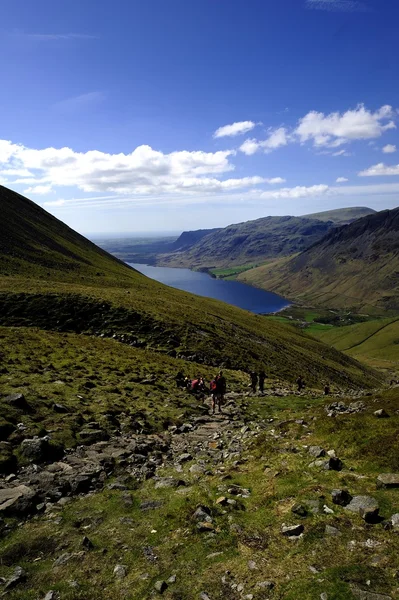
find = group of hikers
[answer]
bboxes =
[176,369,332,412]
[175,370,226,413]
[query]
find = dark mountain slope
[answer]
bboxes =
[158,207,375,269]
[240,207,399,313]
[0,185,380,388]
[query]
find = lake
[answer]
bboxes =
[129,263,290,314]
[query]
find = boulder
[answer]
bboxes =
[325,525,342,537]
[53,403,70,414]
[4,566,26,591]
[78,429,109,445]
[113,564,127,579]
[192,506,212,523]
[390,513,399,530]
[345,496,380,522]
[332,489,353,506]
[154,477,186,489]
[281,524,304,537]
[20,436,53,462]
[349,585,392,599]
[291,503,308,517]
[376,473,399,489]
[154,580,168,593]
[309,446,326,458]
[0,485,36,516]
[374,409,389,418]
[176,453,192,463]
[325,457,343,471]
[5,393,33,413]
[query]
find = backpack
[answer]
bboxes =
[210,379,217,391]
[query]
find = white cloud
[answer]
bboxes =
[53,91,105,112]
[43,199,66,207]
[260,184,329,200]
[305,0,369,12]
[267,177,286,184]
[240,127,289,155]
[295,104,396,148]
[213,121,256,138]
[24,185,53,195]
[336,177,349,183]
[1,139,276,196]
[332,149,351,157]
[358,163,399,177]
[382,144,397,154]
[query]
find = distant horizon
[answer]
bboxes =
[83,203,389,239]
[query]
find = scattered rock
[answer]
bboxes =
[349,585,392,599]
[113,564,127,579]
[140,500,164,511]
[332,488,352,506]
[176,453,192,463]
[345,496,380,522]
[309,446,325,458]
[82,536,94,550]
[197,522,215,532]
[325,457,343,471]
[154,580,168,593]
[20,436,51,462]
[54,553,73,567]
[199,593,212,600]
[192,506,212,523]
[376,473,399,489]
[0,485,36,516]
[167,574,177,584]
[4,566,26,591]
[42,592,60,600]
[215,496,228,506]
[291,503,308,517]
[325,525,342,537]
[281,524,304,537]
[390,514,399,530]
[374,409,389,418]
[154,477,186,489]
[5,393,32,412]
[255,581,275,590]
[53,403,69,414]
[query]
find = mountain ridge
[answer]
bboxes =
[239,207,399,313]
[156,207,376,269]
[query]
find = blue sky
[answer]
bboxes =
[1,0,399,234]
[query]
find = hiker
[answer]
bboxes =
[324,382,331,396]
[296,375,305,392]
[175,371,186,388]
[211,371,226,414]
[250,371,258,394]
[191,377,205,393]
[259,369,266,394]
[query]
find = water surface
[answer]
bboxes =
[129,263,289,314]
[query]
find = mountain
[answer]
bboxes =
[168,227,221,251]
[303,206,376,224]
[157,207,376,269]
[0,185,379,388]
[239,207,399,314]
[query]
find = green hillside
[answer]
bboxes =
[157,207,375,269]
[303,207,376,224]
[313,317,399,369]
[239,207,399,314]
[0,186,378,388]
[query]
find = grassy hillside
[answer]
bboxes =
[239,207,399,314]
[304,207,376,224]
[157,207,375,269]
[0,186,379,389]
[313,317,399,370]
[0,328,397,600]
